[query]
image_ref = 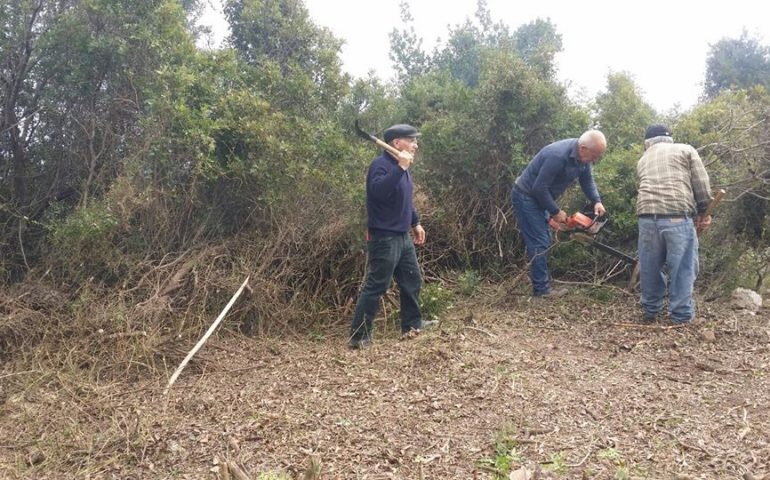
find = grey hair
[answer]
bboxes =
[578,130,607,151]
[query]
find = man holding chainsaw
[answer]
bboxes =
[349,124,430,349]
[636,124,712,324]
[511,130,607,297]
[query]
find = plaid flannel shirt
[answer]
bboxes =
[636,137,712,216]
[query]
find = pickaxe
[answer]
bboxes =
[354,120,402,157]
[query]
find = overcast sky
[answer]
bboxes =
[199,0,768,113]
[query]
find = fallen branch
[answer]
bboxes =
[463,325,496,338]
[163,276,250,395]
[566,440,595,468]
[226,461,252,480]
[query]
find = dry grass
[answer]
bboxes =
[2,282,769,479]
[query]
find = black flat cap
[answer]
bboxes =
[644,124,671,140]
[384,124,421,143]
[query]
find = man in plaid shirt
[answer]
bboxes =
[636,124,713,324]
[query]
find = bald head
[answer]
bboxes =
[577,130,607,164]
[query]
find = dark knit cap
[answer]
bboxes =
[644,124,671,140]
[384,124,420,143]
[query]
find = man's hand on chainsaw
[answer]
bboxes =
[551,210,568,224]
[594,202,606,217]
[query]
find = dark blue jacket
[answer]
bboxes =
[514,138,601,215]
[366,151,419,235]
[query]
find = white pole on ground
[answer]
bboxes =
[163,276,250,396]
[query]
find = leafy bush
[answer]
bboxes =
[48,201,124,282]
[420,283,453,321]
[457,269,482,296]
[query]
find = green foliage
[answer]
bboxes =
[1,0,197,278]
[705,32,770,99]
[544,451,567,474]
[676,89,770,291]
[225,0,347,112]
[389,2,428,82]
[420,283,453,321]
[2,0,769,345]
[549,238,593,279]
[597,447,631,479]
[386,5,592,273]
[477,432,526,479]
[730,247,770,292]
[457,270,482,296]
[585,286,616,303]
[48,201,125,282]
[598,447,622,461]
[595,72,656,150]
[513,18,562,77]
[590,147,643,248]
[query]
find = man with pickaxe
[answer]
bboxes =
[349,123,432,349]
[636,124,717,325]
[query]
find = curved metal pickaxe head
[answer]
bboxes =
[354,119,377,142]
[354,120,402,157]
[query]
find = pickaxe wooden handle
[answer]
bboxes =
[354,120,402,158]
[702,188,726,218]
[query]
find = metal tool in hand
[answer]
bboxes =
[354,120,402,157]
[550,211,637,266]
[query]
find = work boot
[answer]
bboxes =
[535,287,569,298]
[348,337,372,349]
[401,320,438,339]
[401,320,438,338]
[419,319,439,330]
[672,316,704,327]
[640,312,657,324]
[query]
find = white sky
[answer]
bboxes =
[198,0,768,113]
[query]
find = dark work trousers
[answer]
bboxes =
[349,232,422,341]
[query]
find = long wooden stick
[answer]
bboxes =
[163,276,250,395]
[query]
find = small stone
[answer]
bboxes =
[27,449,45,466]
[731,288,763,312]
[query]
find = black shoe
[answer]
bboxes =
[641,313,657,324]
[535,287,569,298]
[348,337,371,349]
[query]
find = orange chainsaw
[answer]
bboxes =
[548,211,607,235]
[549,211,636,266]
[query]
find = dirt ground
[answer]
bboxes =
[1,286,769,479]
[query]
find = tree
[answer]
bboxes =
[389,1,428,82]
[594,72,656,150]
[704,32,770,99]
[513,18,562,78]
[224,0,346,113]
[0,0,195,280]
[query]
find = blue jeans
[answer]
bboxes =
[511,187,552,295]
[350,232,422,340]
[637,216,699,323]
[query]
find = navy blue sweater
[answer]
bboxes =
[366,151,419,235]
[514,138,601,215]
